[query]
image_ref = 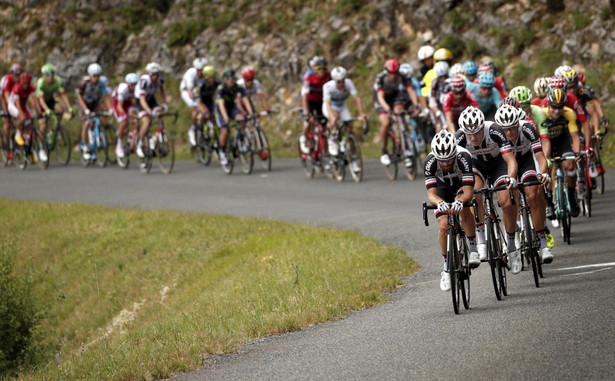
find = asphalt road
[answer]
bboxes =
[2,158,614,380]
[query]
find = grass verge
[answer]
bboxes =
[0,199,418,380]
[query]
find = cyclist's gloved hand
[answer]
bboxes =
[539,173,551,184]
[303,112,310,121]
[68,107,74,114]
[585,147,594,156]
[45,109,51,116]
[162,103,169,112]
[437,201,449,213]
[85,109,91,116]
[451,200,463,212]
[419,107,430,118]
[506,176,517,189]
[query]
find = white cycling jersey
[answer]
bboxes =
[323,79,357,108]
[179,68,199,91]
[237,78,264,98]
[112,83,134,102]
[135,74,164,101]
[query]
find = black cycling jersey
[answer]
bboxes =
[198,79,221,107]
[455,122,513,163]
[216,84,245,111]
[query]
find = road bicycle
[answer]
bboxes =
[6,117,49,170]
[474,182,512,301]
[574,151,592,218]
[407,106,431,157]
[329,117,367,183]
[116,115,141,169]
[550,156,575,245]
[43,111,72,166]
[138,111,176,175]
[80,111,111,168]
[588,129,607,195]
[382,110,418,181]
[220,117,253,175]
[423,201,475,314]
[191,112,218,166]
[245,111,273,172]
[515,180,544,288]
[298,112,333,180]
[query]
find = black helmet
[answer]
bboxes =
[222,68,236,79]
[546,88,567,108]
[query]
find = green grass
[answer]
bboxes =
[1,199,417,380]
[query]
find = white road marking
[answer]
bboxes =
[556,262,615,271]
[562,267,612,277]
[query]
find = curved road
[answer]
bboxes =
[2,159,615,380]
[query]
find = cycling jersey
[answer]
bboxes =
[540,106,578,140]
[323,79,358,108]
[527,105,546,134]
[420,68,436,97]
[424,147,474,213]
[77,76,107,109]
[135,74,164,103]
[197,78,221,109]
[112,83,136,122]
[301,70,331,102]
[179,67,200,91]
[237,78,264,98]
[8,82,36,119]
[441,90,479,119]
[538,93,587,124]
[467,82,501,117]
[1,75,17,97]
[574,85,596,111]
[530,97,543,106]
[36,76,65,103]
[429,77,451,110]
[507,121,542,182]
[216,84,245,113]
[373,71,411,96]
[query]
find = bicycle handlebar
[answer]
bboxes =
[153,111,179,123]
[514,180,543,190]
[422,201,475,227]
[550,151,586,163]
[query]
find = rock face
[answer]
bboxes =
[0,0,613,120]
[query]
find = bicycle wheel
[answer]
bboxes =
[522,209,540,287]
[237,131,253,175]
[383,134,398,180]
[138,138,152,174]
[331,152,346,182]
[105,125,117,165]
[562,213,571,245]
[32,129,49,170]
[13,134,27,170]
[95,128,108,168]
[458,235,471,310]
[486,218,503,300]
[448,231,460,314]
[117,136,131,169]
[257,128,272,171]
[593,146,605,195]
[192,128,212,166]
[298,141,315,178]
[495,222,508,296]
[79,139,91,168]
[401,133,418,180]
[53,125,71,165]
[156,129,175,174]
[346,134,363,183]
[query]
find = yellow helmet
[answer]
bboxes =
[547,88,567,107]
[202,65,216,78]
[561,68,579,84]
[434,48,452,62]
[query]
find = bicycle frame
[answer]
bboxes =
[550,155,576,244]
[516,180,544,287]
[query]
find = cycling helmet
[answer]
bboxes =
[495,104,520,128]
[433,61,449,77]
[145,62,161,74]
[19,72,32,83]
[450,76,466,93]
[458,106,485,134]
[554,65,573,77]
[330,66,347,81]
[193,57,207,70]
[433,48,452,62]
[431,130,457,160]
[546,88,567,108]
[222,68,236,79]
[478,72,495,88]
[202,65,215,78]
[241,67,255,80]
[10,62,22,74]
[499,96,520,109]
[87,63,102,76]
[578,71,586,85]
[509,86,533,104]
[310,56,327,69]
[417,45,435,61]
[533,76,550,98]
[41,63,55,75]
[449,63,464,77]
[548,76,566,90]
[478,63,493,74]
[463,61,478,75]
[125,73,139,84]
[385,58,400,73]
[561,68,579,84]
[399,63,414,79]
[486,61,498,76]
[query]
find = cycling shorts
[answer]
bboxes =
[549,135,574,159]
[473,156,509,187]
[137,97,159,119]
[8,102,31,120]
[517,153,539,183]
[373,91,406,115]
[308,100,323,117]
[112,99,137,123]
[181,89,198,108]
[435,183,464,219]
[215,105,242,130]
[322,103,352,122]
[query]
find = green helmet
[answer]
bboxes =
[41,63,56,75]
[509,86,532,104]
[202,65,215,79]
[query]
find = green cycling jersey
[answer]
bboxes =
[36,76,65,102]
[529,104,547,137]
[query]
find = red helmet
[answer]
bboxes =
[11,63,22,74]
[450,76,466,93]
[548,76,566,90]
[385,59,400,74]
[478,63,493,74]
[499,96,520,109]
[578,71,586,85]
[241,67,255,80]
[19,72,32,83]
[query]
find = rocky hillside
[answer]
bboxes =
[1,0,614,128]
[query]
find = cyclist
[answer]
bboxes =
[1,63,23,156]
[134,62,168,159]
[111,73,139,159]
[468,72,500,120]
[8,72,43,155]
[441,76,478,133]
[463,61,478,83]
[417,45,435,96]
[237,66,271,114]
[76,63,113,160]
[541,88,582,218]
[456,106,521,273]
[37,64,74,136]
[427,61,450,132]
[531,76,549,105]
[496,104,554,263]
[578,71,610,130]
[484,61,508,98]
[323,66,367,162]
[399,63,429,112]
[180,57,207,148]
[421,48,452,98]
[194,65,221,130]
[299,56,330,155]
[424,129,479,291]
[216,68,254,166]
[374,59,421,165]
[561,68,601,147]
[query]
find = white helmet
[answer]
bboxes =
[87,63,102,76]
[145,62,161,74]
[331,66,347,81]
[434,61,449,77]
[495,104,520,128]
[418,45,435,61]
[193,57,207,70]
[459,106,485,134]
[554,65,573,77]
[449,63,464,77]
[399,63,414,79]
[533,77,550,98]
[431,130,457,160]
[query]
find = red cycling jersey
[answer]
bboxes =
[301,70,331,102]
[10,82,35,119]
[1,74,16,96]
[442,90,479,119]
[539,93,587,124]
